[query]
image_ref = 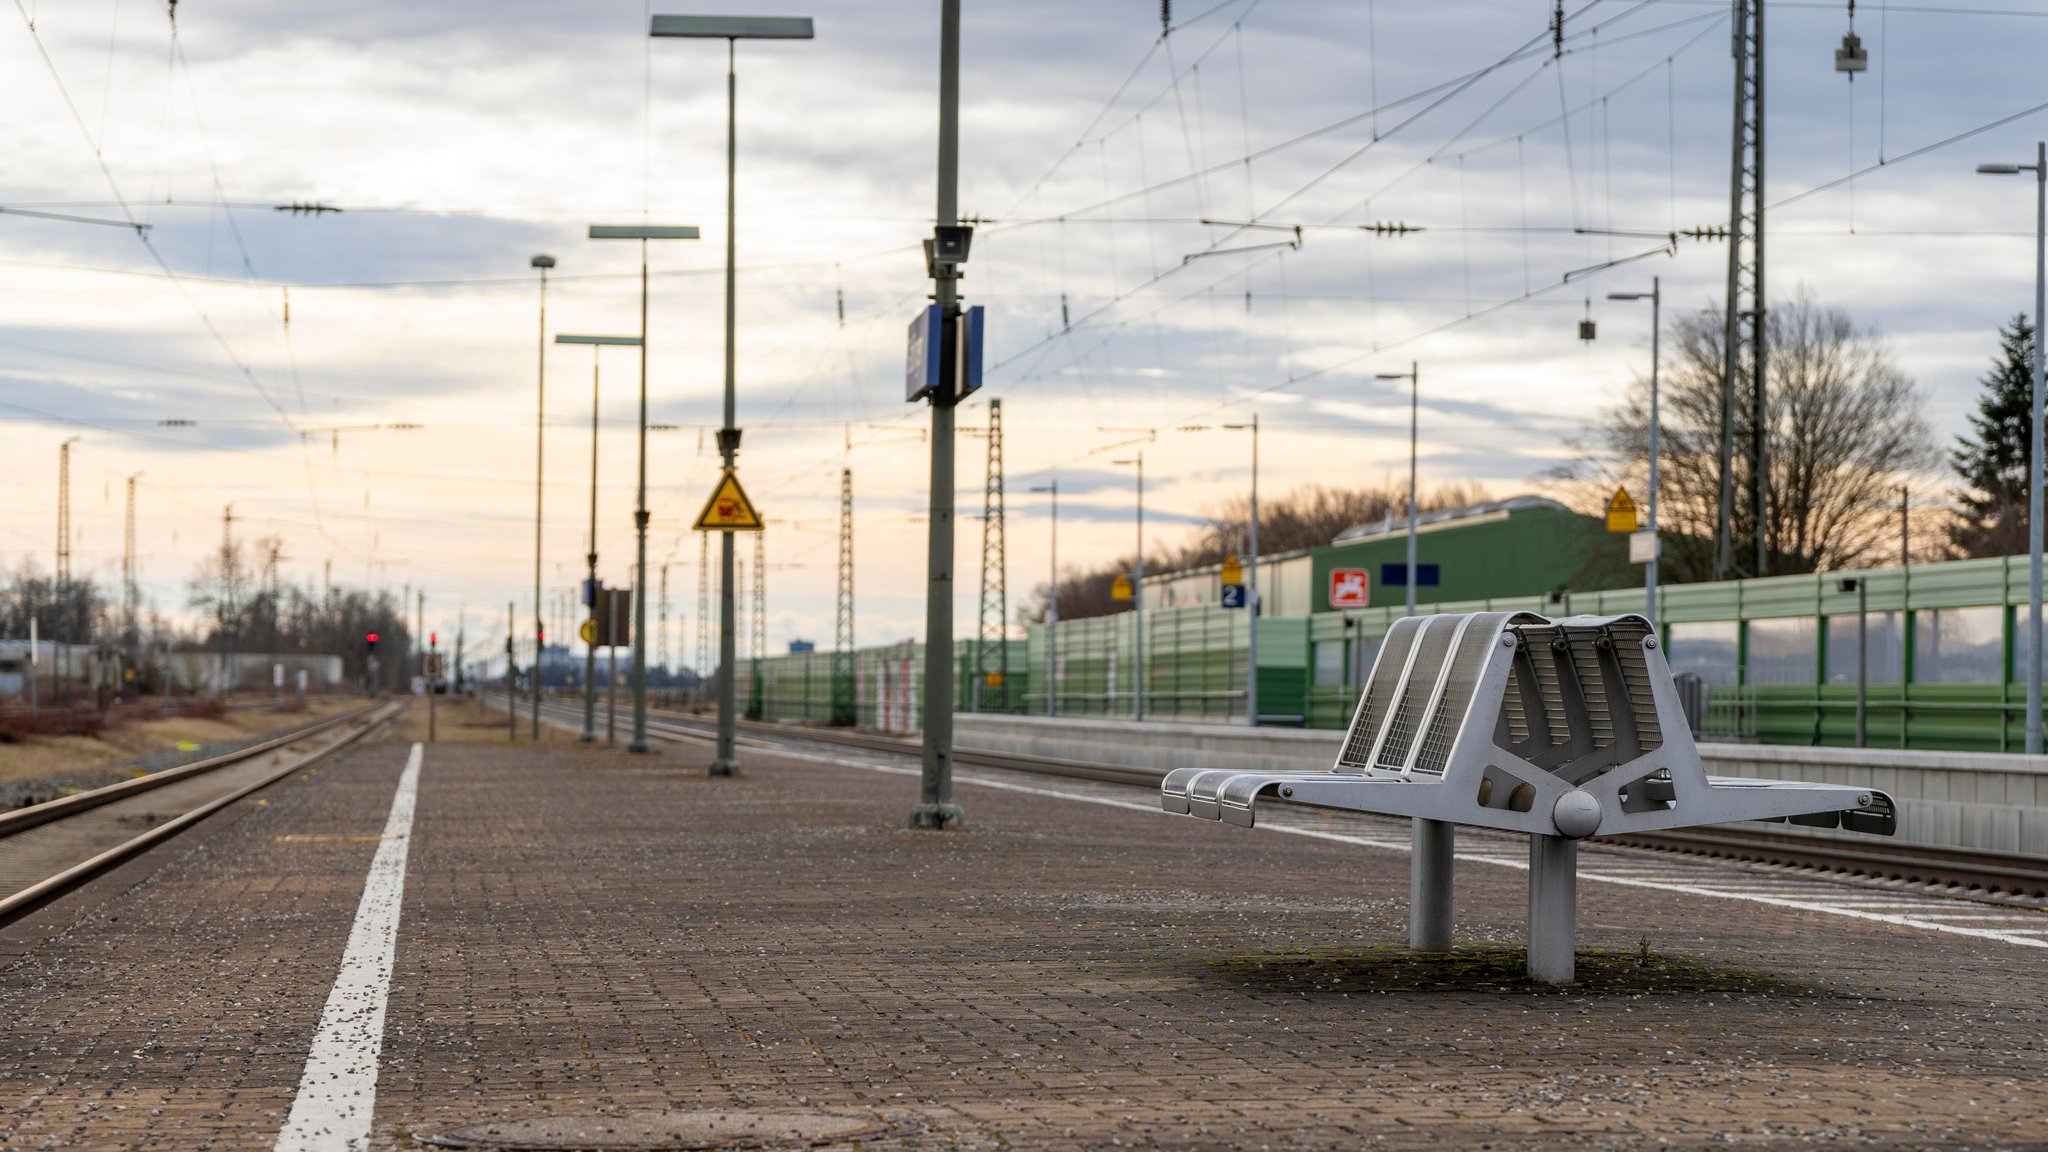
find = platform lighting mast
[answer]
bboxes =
[832,468,856,726]
[976,398,1008,712]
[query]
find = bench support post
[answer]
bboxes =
[1527,834,1578,983]
[1409,818,1455,951]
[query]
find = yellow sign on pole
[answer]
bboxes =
[1220,554,1243,585]
[1110,573,1133,601]
[579,618,599,646]
[1605,487,1639,534]
[693,468,764,531]
[985,671,1003,687]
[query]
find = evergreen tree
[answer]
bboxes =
[1949,314,2037,558]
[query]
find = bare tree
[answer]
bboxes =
[1548,293,1932,580]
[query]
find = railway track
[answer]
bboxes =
[0,700,402,927]
[513,695,2048,904]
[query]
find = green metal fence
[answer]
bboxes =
[743,555,2048,752]
[1298,556,2047,752]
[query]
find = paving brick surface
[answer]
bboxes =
[2,718,2047,1150]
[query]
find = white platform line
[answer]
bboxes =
[782,747,2048,951]
[274,743,422,1152]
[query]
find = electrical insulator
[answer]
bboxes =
[1835,31,1867,74]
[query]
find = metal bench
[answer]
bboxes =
[1161,611,1897,982]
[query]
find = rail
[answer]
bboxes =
[0,701,400,926]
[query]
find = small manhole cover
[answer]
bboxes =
[423,1110,890,1150]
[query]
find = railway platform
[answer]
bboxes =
[2,703,2046,1150]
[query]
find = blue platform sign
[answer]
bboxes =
[581,577,602,606]
[1220,583,1246,609]
[905,304,986,402]
[958,305,985,397]
[1379,562,1440,587]
[905,304,942,401]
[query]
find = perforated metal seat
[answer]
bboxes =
[1159,611,1897,982]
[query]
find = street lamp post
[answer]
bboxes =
[1029,481,1057,715]
[556,333,644,743]
[1608,279,1663,623]
[1373,364,1449,949]
[1223,414,1259,725]
[531,253,555,741]
[1374,363,1421,616]
[1114,454,1145,720]
[650,14,813,776]
[1978,143,2046,756]
[586,225,700,755]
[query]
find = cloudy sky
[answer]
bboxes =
[4,0,2047,662]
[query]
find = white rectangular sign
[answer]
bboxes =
[1628,530,1659,564]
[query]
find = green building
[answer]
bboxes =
[1311,496,1631,613]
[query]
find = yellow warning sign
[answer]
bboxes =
[579,618,599,645]
[693,468,764,532]
[1605,487,1639,534]
[1111,573,1134,601]
[985,671,1003,687]
[1220,554,1243,585]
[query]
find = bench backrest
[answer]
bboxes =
[1332,612,1686,792]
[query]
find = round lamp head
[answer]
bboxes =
[531,254,557,269]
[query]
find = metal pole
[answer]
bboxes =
[631,239,652,753]
[1856,579,1868,749]
[507,600,517,740]
[2032,139,2045,756]
[912,0,966,829]
[1134,454,1145,721]
[608,591,619,747]
[583,349,600,743]
[1247,414,1259,726]
[533,260,548,742]
[1647,278,1662,624]
[712,37,743,777]
[1047,481,1058,716]
[1406,361,1418,617]
[429,630,438,743]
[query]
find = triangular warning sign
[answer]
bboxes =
[693,469,764,532]
[1605,486,1639,534]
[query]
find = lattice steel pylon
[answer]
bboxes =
[658,562,670,690]
[695,532,711,696]
[1716,0,1767,580]
[54,441,74,692]
[975,398,1008,712]
[752,533,766,666]
[832,468,857,726]
[123,474,139,658]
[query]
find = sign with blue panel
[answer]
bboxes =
[905,304,986,402]
[905,305,941,401]
[1379,563,1440,587]
[1220,583,1246,609]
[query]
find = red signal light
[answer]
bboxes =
[366,632,379,643]
[430,632,438,646]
